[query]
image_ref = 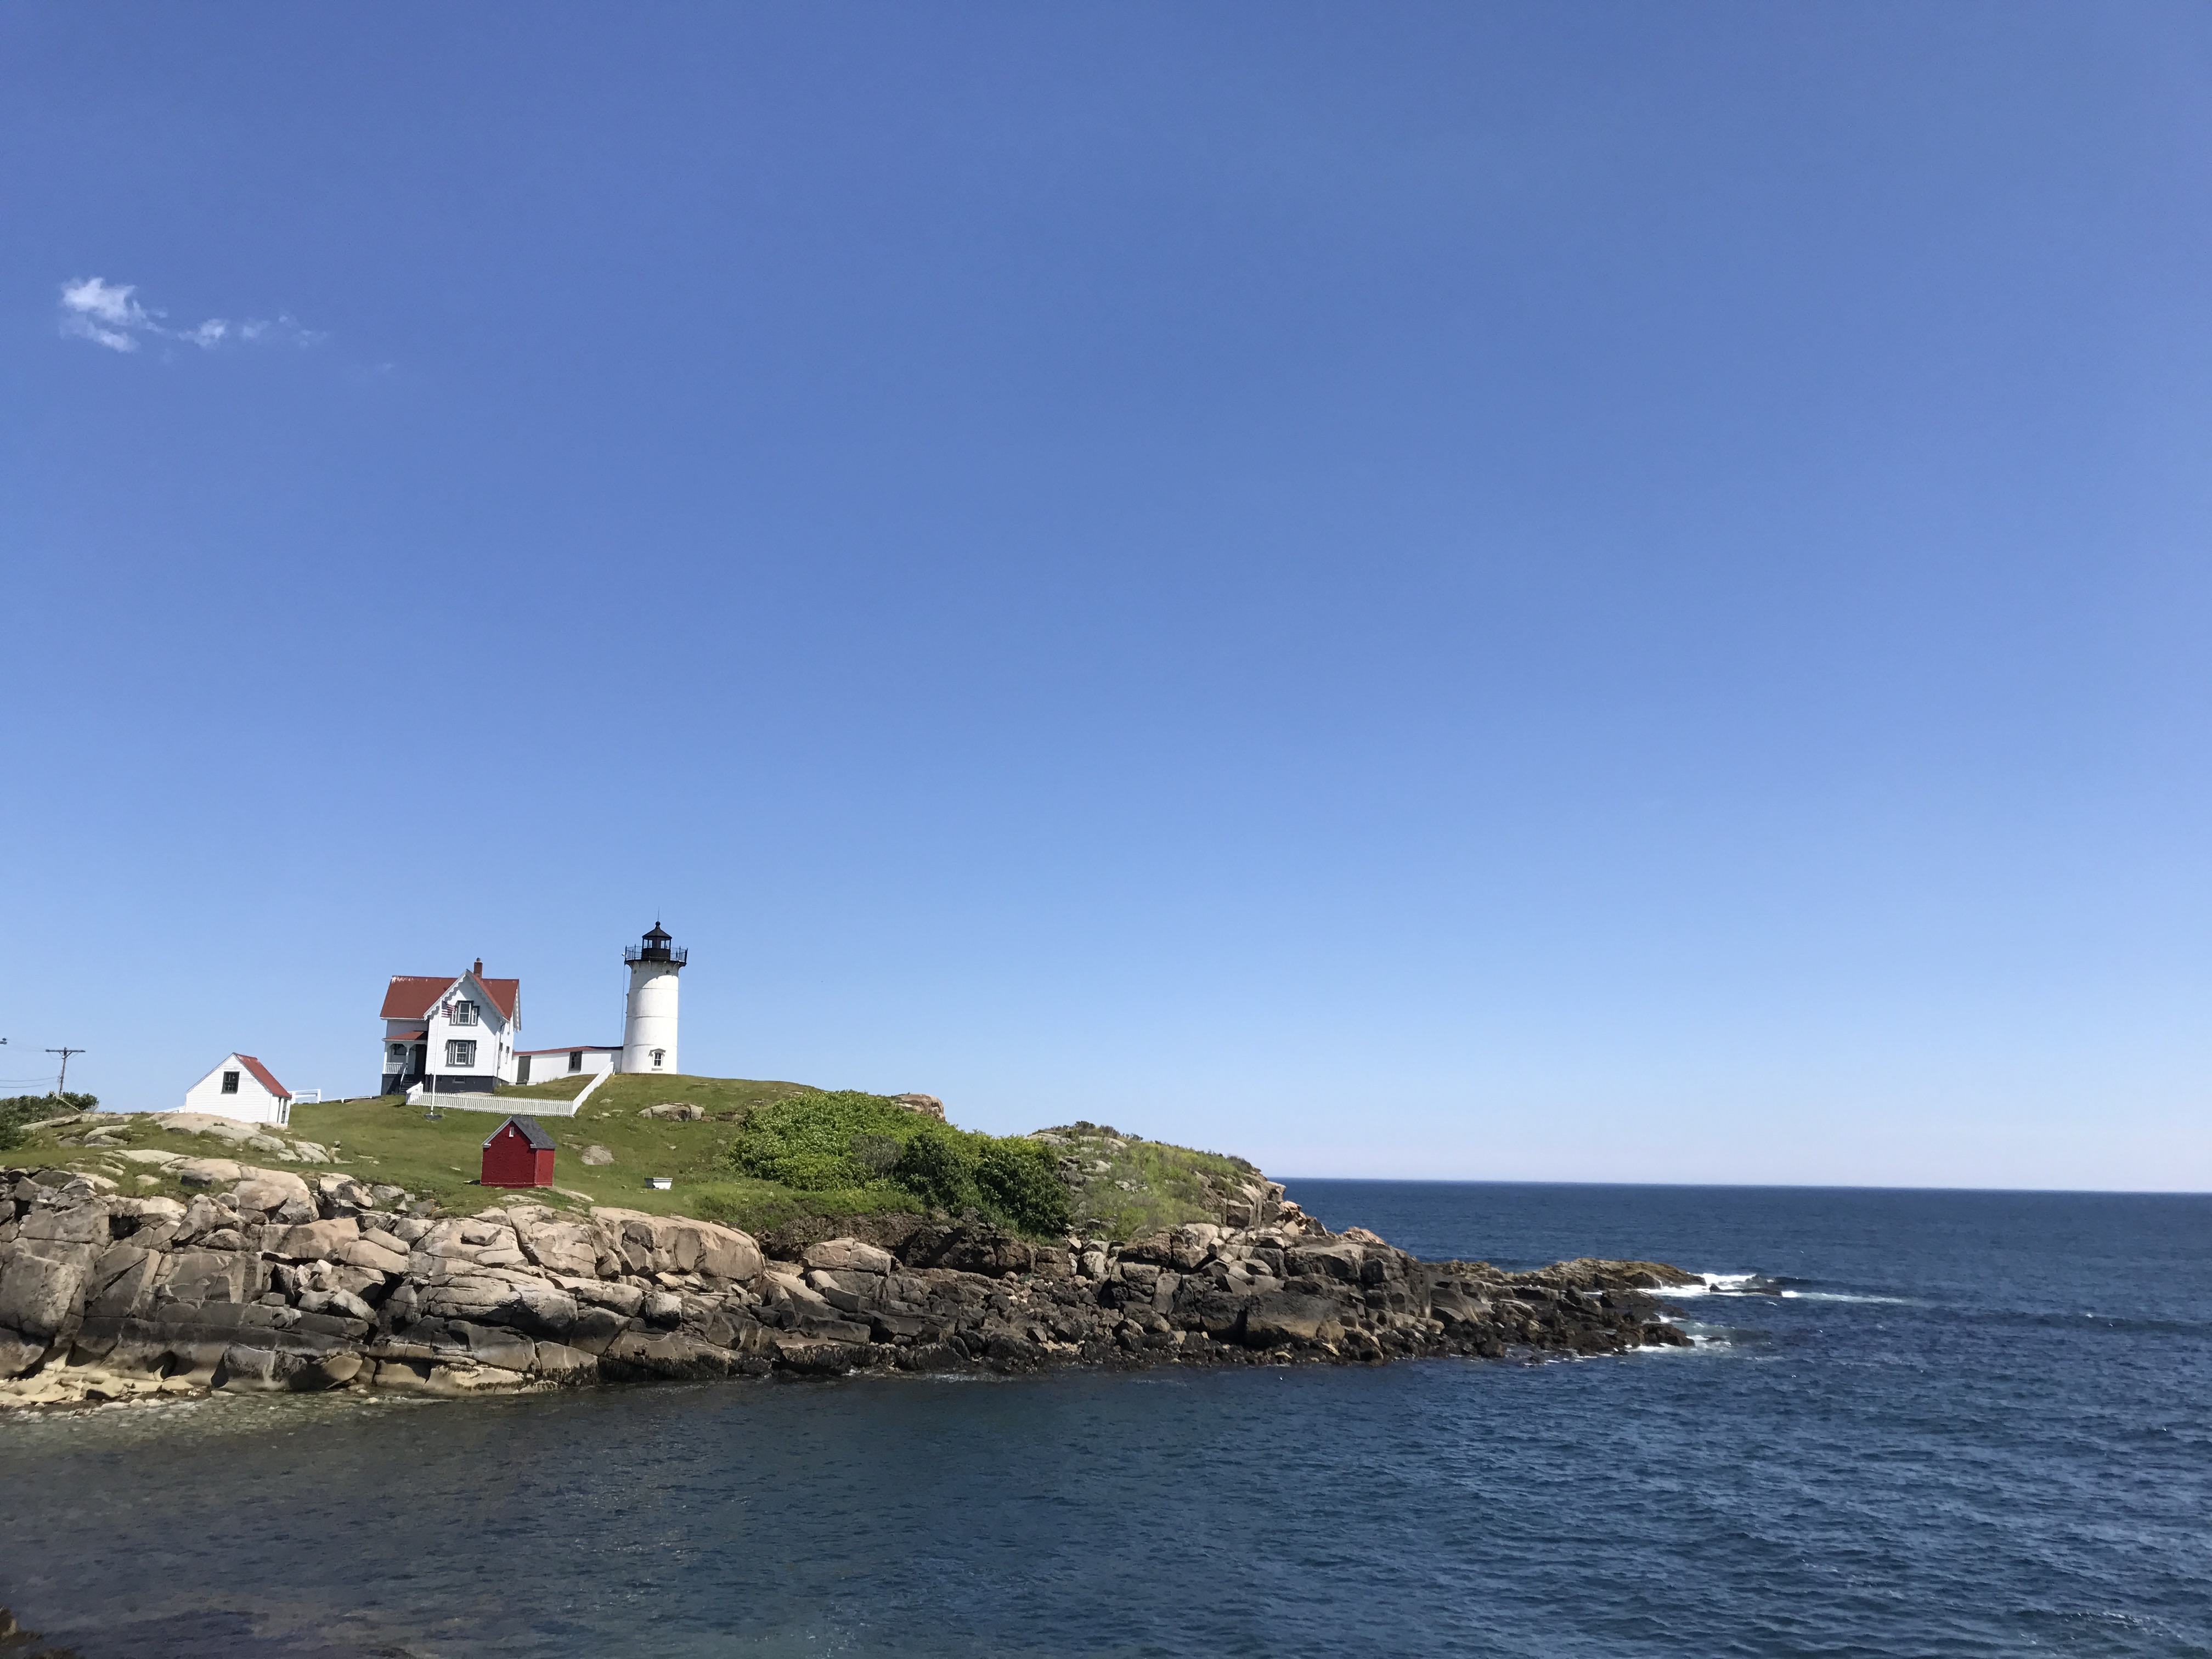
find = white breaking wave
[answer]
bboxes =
[1777,1290,1920,1305]
[1666,1272,1919,1306]
[1663,1272,1760,1296]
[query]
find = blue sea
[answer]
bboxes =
[2,1181,2207,1657]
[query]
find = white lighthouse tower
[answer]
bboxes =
[620,922,685,1075]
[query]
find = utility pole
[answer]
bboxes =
[45,1048,83,1095]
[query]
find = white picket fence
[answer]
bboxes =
[407,1067,610,1118]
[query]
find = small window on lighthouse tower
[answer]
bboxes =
[651,1048,665,1069]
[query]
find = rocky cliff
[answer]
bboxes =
[0,1163,1695,1408]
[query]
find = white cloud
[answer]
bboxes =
[59,277,150,351]
[57,276,324,355]
[61,276,147,326]
[237,314,325,347]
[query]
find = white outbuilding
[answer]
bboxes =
[182,1053,295,1126]
[514,1043,620,1086]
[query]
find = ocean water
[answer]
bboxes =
[1,1181,2207,1658]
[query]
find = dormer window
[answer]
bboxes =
[450,1000,478,1026]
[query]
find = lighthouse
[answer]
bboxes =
[620,922,685,1075]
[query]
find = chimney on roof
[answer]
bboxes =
[473,958,483,977]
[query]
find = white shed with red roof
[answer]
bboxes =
[182,1052,295,1126]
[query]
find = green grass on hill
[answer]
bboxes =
[286,1075,824,1219]
[5,1076,1263,1240]
[491,1073,802,1115]
[0,1076,831,1223]
[492,1072,594,1102]
[1039,1124,1256,1240]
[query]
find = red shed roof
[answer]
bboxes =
[381,973,520,1020]
[233,1054,290,1100]
[485,1115,557,1151]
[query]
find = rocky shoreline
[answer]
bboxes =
[0,1162,1696,1409]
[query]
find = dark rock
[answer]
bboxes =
[565,1305,628,1355]
[1285,1241,1365,1283]
[532,1341,599,1381]
[793,1313,873,1345]
[758,1211,935,1263]
[1242,1292,1344,1349]
[0,1246,95,1352]
[869,1311,943,1343]
[459,1322,537,1372]
[767,1334,866,1374]
[0,1162,1696,1406]
[981,1331,1043,1369]
[1175,1286,1250,1341]
[899,1225,1035,1278]
[293,1351,365,1390]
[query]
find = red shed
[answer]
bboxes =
[481,1115,557,1187]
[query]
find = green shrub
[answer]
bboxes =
[0,1092,97,1155]
[975,1138,1073,1236]
[890,1126,979,1215]
[722,1091,1074,1237]
[848,1134,902,1177]
[726,1091,939,1191]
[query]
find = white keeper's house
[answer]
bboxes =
[182,1053,295,1126]
[379,926,690,1097]
[379,960,521,1097]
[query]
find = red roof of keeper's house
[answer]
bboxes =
[380,978,449,1018]
[233,1054,290,1100]
[380,973,520,1020]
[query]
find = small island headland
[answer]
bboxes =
[0,1082,1696,1409]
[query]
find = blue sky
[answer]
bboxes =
[3,4,2207,1189]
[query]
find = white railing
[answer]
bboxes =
[407,1065,610,1119]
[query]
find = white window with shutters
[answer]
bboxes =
[447,1039,477,1068]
